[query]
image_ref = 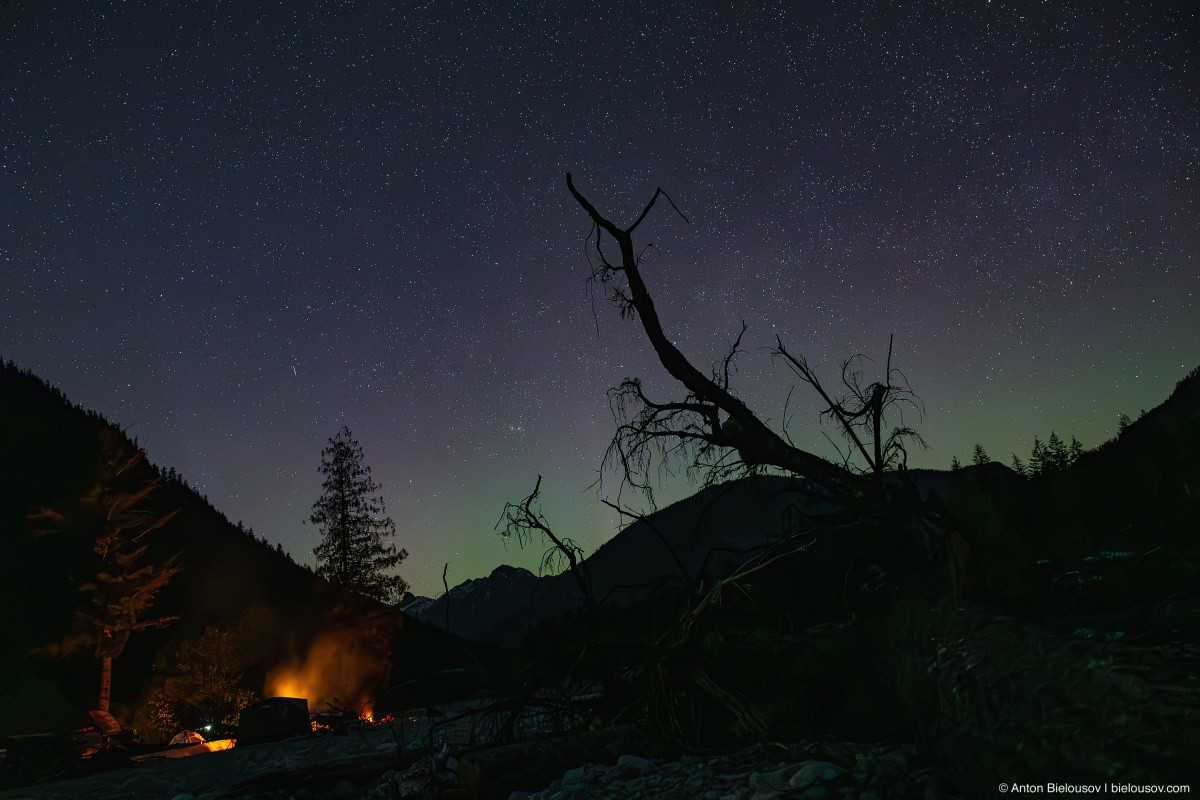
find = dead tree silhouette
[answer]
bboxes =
[564,173,924,504]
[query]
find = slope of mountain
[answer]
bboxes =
[404,475,848,645]
[402,468,991,646]
[402,564,541,642]
[0,361,479,737]
[407,366,1200,646]
[0,362,342,733]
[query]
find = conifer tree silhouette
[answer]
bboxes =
[310,427,408,603]
[31,429,180,712]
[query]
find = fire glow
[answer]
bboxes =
[264,627,388,718]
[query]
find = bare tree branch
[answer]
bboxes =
[497,476,594,610]
[566,173,866,499]
[774,333,927,493]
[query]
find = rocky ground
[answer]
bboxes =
[0,725,408,800]
[0,728,932,800]
[502,743,927,800]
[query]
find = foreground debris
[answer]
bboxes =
[504,742,927,800]
[0,728,928,800]
[0,725,405,800]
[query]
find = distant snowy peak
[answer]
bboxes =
[400,565,538,628]
[441,564,536,606]
[399,595,435,618]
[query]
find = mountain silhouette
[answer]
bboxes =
[406,366,1200,647]
[0,360,475,736]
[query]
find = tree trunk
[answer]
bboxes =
[98,655,112,713]
[564,173,866,495]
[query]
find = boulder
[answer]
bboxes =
[236,696,310,745]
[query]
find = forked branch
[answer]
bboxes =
[497,475,594,610]
[774,334,927,493]
[566,173,866,497]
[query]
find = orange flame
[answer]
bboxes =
[264,628,386,717]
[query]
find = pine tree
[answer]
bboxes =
[1028,437,1047,476]
[971,443,990,466]
[310,426,408,603]
[1046,431,1069,472]
[950,456,962,470]
[1011,453,1028,478]
[1068,437,1084,465]
[30,429,180,712]
[1117,412,1132,435]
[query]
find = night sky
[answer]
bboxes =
[3,1,1197,596]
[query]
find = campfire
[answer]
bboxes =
[264,626,390,724]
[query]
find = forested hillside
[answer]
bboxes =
[0,361,478,739]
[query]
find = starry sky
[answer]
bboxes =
[3,1,1197,596]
